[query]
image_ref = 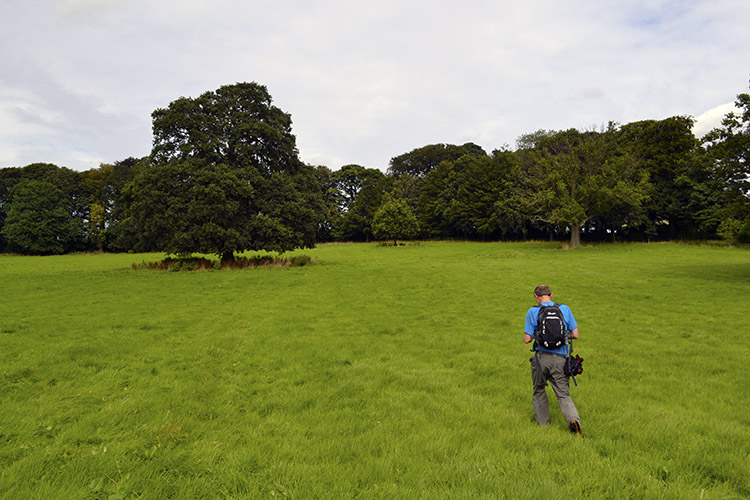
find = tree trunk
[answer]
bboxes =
[570,222,583,248]
[221,251,234,263]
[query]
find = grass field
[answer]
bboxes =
[1,242,749,499]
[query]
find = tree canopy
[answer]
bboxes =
[703,92,750,222]
[388,143,485,178]
[372,196,418,245]
[1,82,749,254]
[518,127,650,247]
[124,82,324,260]
[151,82,299,174]
[2,178,83,254]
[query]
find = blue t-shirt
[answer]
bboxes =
[525,301,578,356]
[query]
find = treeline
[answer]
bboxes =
[1,83,748,256]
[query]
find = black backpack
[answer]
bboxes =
[534,303,568,349]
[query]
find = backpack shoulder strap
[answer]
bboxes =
[534,304,545,328]
[554,303,571,334]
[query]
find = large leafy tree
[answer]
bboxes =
[2,179,84,254]
[418,153,516,239]
[119,160,250,254]
[1,164,88,253]
[329,164,376,212]
[390,143,488,230]
[702,90,750,231]
[448,152,518,239]
[151,83,298,173]
[519,127,649,247]
[418,159,462,238]
[123,82,323,259]
[618,116,706,239]
[80,157,144,251]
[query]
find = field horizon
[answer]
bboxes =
[1,241,749,499]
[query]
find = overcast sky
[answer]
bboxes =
[1,0,748,172]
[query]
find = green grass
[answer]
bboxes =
[1,242,749,499]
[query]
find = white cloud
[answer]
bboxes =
[1,0,749,171]
[692,102,740,138]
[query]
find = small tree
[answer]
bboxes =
[372,197,418,245]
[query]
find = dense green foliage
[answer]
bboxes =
[0,163,89,254]
[325,164,389,242]
[372,196,418,244]
[519,126,649,247]
[1,83,748,254]
[1,242,749,498]
[2,179,83,254]
[702,93,750,233]
[126,83,323,260]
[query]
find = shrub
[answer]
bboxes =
[716,218,742,242]
[737,219,750,245]
[716,218,750,245]
[133,254,317,271]
[132,256,218,271]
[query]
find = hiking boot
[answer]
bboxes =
[569,420,582,435]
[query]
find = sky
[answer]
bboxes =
[1,0,748,172]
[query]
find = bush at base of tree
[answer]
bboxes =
[132,254,316,271]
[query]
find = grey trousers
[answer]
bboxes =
[530,351,580,426]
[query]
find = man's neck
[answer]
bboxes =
[537,295,552,304]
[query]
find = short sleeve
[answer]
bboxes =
[561,305,578,331]
[524,307,538,336]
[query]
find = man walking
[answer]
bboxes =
[524,285,582,434]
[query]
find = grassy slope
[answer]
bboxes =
[1,242,748,499]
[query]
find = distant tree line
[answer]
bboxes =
[1,82,748,256]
